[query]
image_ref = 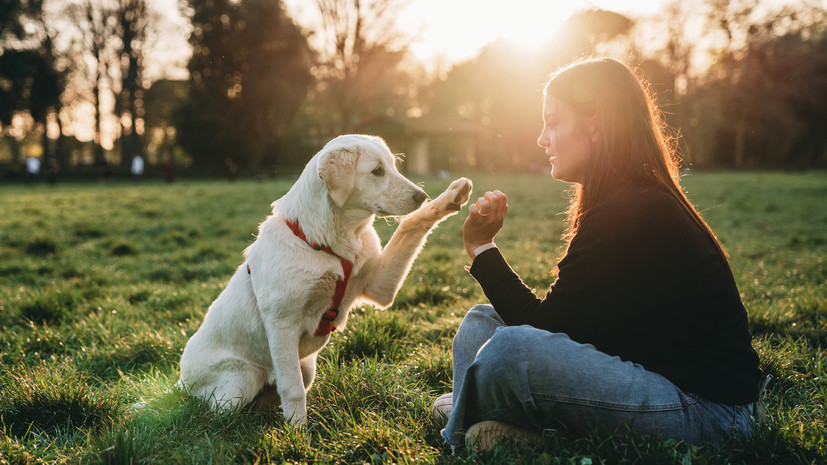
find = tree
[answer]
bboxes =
[0,50,61,163]
[0,0,64,165]
[559,9,634,57]
[51,0,183,169]
[312,0,414,133]
[66,0,118,166]
[690,0,827,169]
[0,0,25,41]
[113,0,150,164]
[662,0,695,97]
[0,0,31,163]
[143,78,187,164]
[176,0,314,174]
[702,0,760,167]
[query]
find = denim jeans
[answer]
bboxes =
[442,305,758,447]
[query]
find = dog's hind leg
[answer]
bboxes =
[194,358,268,412]
[253,383,281,412]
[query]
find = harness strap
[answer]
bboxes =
[283,218,353,336]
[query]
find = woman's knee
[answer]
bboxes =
[487,325,570,351]
[471,326,540,376]
[452,305,502,352]
[463,304,500,325]
[459,327,546,419]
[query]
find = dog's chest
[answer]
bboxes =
[299,258,363,319]
[302,271,340,317]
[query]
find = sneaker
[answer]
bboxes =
[464,420,545,452]
[431,392,453,425]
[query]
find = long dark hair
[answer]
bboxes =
[544,57,727,258]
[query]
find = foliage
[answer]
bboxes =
[0,172,824,463]
[310,0,417,133]
[0,0,64,165]
[0,50,62,126]
[0,0,25,38]
[644,0,827,170]
[175,0,314,174]
[142,79,189,164]
[112,0,150,164]
[689,30,827,169]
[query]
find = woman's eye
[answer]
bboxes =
[372,166,384,176]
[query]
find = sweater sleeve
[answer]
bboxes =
[468,247,543,319]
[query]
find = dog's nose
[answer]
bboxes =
[413,190,427,205]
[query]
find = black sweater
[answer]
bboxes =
[470,187,762,405]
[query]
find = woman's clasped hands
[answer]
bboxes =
[463,190,508,259]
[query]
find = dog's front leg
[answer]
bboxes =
[264,320,309,426]
[361,178,472,307]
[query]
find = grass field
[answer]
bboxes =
[1,172,825,464]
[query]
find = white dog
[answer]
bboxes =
[178,134,472,426]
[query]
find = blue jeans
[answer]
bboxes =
[442,305,758,447]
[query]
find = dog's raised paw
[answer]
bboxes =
[444,178,473,212]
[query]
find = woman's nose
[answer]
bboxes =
[537,131,547,148]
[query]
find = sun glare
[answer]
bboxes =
[400,0,665,65]
[402,0,574,63]
[285,0,668,66]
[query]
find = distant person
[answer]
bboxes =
[99,156,114,184]
[433,58,767,451]
[45,158,59,186]
[225,157,238,182]
[131,155,144,183]
[164,157,175,184]
[26,156,41,183]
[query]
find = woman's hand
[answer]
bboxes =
[463,190,507,259]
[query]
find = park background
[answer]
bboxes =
[1,0,826,180]
[1,1,826,464]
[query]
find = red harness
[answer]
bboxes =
[283,218,353,336]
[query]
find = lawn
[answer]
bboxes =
[0,172,825,464]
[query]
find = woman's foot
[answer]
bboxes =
[431,392,453,425]
[464,420,545,452]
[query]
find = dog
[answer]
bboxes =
[178,134,472,426]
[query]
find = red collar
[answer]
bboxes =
[284,218,339,257]
[284,218,353,336]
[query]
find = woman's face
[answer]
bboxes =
[537,94,594,184]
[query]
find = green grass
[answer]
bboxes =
[0,172,825,464]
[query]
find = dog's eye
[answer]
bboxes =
[371,166,384,176]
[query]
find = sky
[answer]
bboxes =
[283,0,667,66]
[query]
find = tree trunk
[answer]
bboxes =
[93,78,104,164]
[733,120,745,168]
[55,111,67,166]
[41,121,50,160]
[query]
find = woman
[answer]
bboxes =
[435,58,765,451]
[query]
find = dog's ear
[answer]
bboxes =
[318,146,359,207]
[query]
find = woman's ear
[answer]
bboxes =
[588,115,600,143]
[317,147,359,207]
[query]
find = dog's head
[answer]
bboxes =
[317,135,427,217]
